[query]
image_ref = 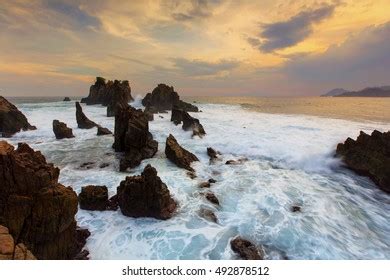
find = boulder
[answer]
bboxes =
[75,102,98,129]
[117,164,177,219]
[198,182,211,188]
[63,97,71,102]
[0,225,36,260]
[81,77,133,111]
[230,237,264,260]
[142,84,198,112]
[198,208,218,223]
[97,126,112,136]
[53,120,74,139]
[165,134,199,171]
[78,185,118,211]
[113,105,158,171]
[204,192,220,206]
[170,106,206,137]
[0,96,36,137]
[0,141,89,259]
[336,130,390,193]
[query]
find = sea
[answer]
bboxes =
[4,96,390,260]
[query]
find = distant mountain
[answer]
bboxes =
[322,88,348,97]
[336,87,390,97]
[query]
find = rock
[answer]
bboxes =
[198,208,218,223]
[0,225,36,260]
[81,78,133,114]
[143,108,154,121]
[75,102,98,129]
[97,126,112,135]
[187,171,197,179]
[63,97,71,102]
[290,205,302,212]
[207,147,220,161]
[0,141,88,259]
[113,105,158,171]
[53,120,74,139]
[79,162,95,169]
[208,178,217,184]
[171,106,183,125]
[204,192,220,206]
[170,106,206,137]
[336,130,390,193]
[78,185,109,211]
[199,182,211,188]
[142,84,198,112]
[73,249,89,260]
[226,158,248,165]
[99,162,110,168]
[165,134,199,171]
[117,164,177,219]
[230,237,264,260]
[0,96,36,137]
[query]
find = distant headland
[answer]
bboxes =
[322,86,390,97]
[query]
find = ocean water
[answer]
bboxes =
[5,96,390,260]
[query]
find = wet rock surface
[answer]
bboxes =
[336,130,390,193]
[117,164,177,219]
[230,237,264,260]
[76,102,98,129]
[165,134,199,171]
[53,120,74,139]
[0,141,88,259]
[97,126,112,136]
[0,96,36,137]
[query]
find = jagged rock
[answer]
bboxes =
[142,84,198,112]
[336,130,390,193]
[75,102,98,129]
[207,147,220,161]
[81,78,133,113]
[171,106,183,125]
[53,120,74,139]
[117,164,177,219]
[113,105,158,171]
[0,141,88,259]
[165,134,199,171]
[97,126,112,136]
[198,208,218,223]
[170,106,206,137]
[0,96,36,137]
[63,97,71,102]
[204,192,220,206]
[0,225,36,260]
[230,237,264,260]
[78,185,118,211]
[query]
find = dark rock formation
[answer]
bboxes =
[204,192,220,206]
[165,134,199,171]
[0,96,36,137]
[290,205,302,213]
[117,164,177,219]
[230,237,264,260]
[198,208,217,223]
[75,102,98,129]
[81,78,133,114]
[171,106,183,125]
[113,105,158,171]
[0,225,36,260]
[170,106,205,137]
[63,97,71,102]
[143,107,154,121]
[199,182,211,188]
[207,147,220,161]
[97,126,112,136]
[0,141,88,259]
[208,178,217,184]
[142,84,198,112]
[53,120,74,139]
[78,185,118,211]
[336,130,390,193]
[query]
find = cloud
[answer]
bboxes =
[171,58,238,76]
[250,3,337,53]
[170,0,216,21]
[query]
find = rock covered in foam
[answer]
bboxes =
[53,120,74,139]
[165,134,199,171]
[117,164,177,219]
[0,96,36,137]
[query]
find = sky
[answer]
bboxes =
[0,0,389,97]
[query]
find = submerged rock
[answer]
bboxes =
[142,84,198,112]
[78,185,118,211]
[336,130,390,193]
[113,105,158,171]
[198,208,218,223]
[230,237,264,260]
[97,126,112,136]
[0,141,88,259]
[0,225,36,260]
[226,158,248,165]
[75,102,98,129]
[53,120,74,139]
[165,134,199,171]
[117,164,177,219]
[0,96,36,137]
[199,182,211,188]
[204,192,220,206]
[63,97,71,102]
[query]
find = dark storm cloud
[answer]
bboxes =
[171,58,238,76]
[254,4,337,53]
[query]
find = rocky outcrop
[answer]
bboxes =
[0,225,36,260]
[113,105,158,171]
[53,120,74,139]
[76,102,98,129]
[97,126,112,136]
[230,237,264,260]
[63,97,71,102]
[207,147,220,161]
[165,134,199,171]
[117,164,177,220]
[0,96,36,137]
[81,78,133,113]
[0,141,89,259]
[170,106,205,137]
[143,107,154,121]
[142,84,198,112]
[336,130,390,193]
[78,185,118,211]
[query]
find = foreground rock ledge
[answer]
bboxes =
[165,134,199,171]
[117,164,177,219]
[0,96,36,137]
[0,141,89,259]
[336,130,390,193]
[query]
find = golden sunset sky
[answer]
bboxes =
[0,0,389,96]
